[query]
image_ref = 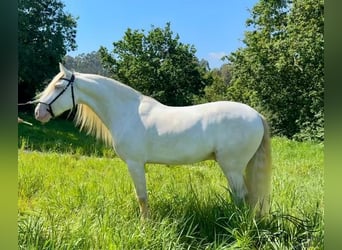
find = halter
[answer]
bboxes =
[38,74,76,118]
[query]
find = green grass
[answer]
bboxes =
[18,112,115,157]
[18,113,324,249]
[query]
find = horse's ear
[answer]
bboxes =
[59,63,71,75]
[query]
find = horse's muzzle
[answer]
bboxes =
[35,103,52,123]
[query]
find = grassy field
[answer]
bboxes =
[18,113,324,249]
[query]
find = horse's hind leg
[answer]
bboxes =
[217,157,248,204]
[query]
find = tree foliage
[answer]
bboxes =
[227,0,324,141]
[194,64,233,104]
[18,0,77,102]
[64,51,109,76]
[99,23,211,106]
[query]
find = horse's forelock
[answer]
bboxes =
[35,71,65,100]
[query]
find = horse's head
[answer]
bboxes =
[35,63,77,123]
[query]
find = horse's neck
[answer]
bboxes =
[77,75,141,128]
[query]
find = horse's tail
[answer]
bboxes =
[245,114,272,215]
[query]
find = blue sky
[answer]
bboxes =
[63,0,258,69]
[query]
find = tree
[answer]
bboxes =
[194,64,233,104]
[227,0,324,141]
[99,23,211,106]
[64,51,110,76]
[18,0,77,103]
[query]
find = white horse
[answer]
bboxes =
[35,63,272,218]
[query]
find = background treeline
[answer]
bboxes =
[18,0,323,141]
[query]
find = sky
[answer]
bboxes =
[63,0,258,69]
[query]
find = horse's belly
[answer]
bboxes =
[145,137,215,165]
[146,151,215,165]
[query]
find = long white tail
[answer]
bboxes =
[245,115,272,215]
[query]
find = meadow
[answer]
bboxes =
[18,113,324,249]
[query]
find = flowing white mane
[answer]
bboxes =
[75,103,113,146]
[74,73,141,146]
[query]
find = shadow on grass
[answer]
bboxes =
[18,112,115,158]
[152,192,323,249]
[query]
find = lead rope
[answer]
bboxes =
[18,100,38,106]
[18,100,37,126]
[18,117,33,126]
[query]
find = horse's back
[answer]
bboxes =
[139,99,262,136]
[143,100,261,131]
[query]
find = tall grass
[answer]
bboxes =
[18,114,323,249]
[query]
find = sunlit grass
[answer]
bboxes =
[18,114,323,249]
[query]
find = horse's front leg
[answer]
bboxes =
[126,160,149,219]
